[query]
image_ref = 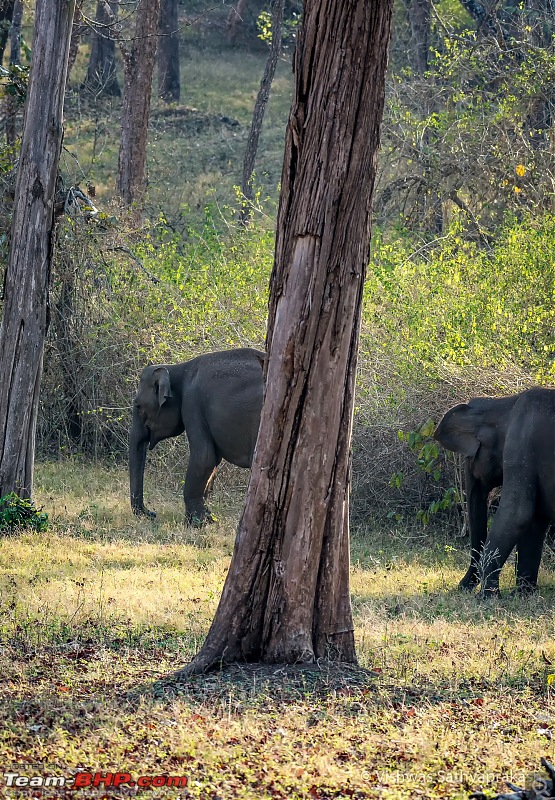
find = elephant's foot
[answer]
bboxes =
[185,507,217,527]
[458,568,479,591]
[132,504,157,519]
[513,580,538,596]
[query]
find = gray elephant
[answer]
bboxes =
[129,348,264,524]
[434,388,554,594]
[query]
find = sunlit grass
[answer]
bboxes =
[0,463,552,799]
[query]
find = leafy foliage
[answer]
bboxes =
[0,492,48,533]
[364,212,555,384]
[392,421,461,526]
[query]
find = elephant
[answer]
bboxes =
[434,387,555,594]
[129,348,264,525]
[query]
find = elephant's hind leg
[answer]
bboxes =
[480,482,536,594]
[515,515,548,594]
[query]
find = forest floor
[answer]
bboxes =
[0,462,553,799]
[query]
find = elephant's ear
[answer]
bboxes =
[153,367,172,408]
[434,403,481,458]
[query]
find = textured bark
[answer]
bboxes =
[116,0,161,205]
[240,0,285,222]
[183,0,393,674]
[0,0,75,499]
[157,0,180,103]
[84,1,120,97]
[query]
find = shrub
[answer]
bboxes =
[0,493,48,533]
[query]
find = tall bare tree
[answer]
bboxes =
[116,0,162,205]
[240,0,285,222]
[157,0,180,103]
[182,0,394,675]
[0,0,75,500]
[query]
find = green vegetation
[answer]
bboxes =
[0,492,48,533]
[0,465,552,799]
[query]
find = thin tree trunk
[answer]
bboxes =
[226,0,248,44]
[5,0,22,145]
[116,0,161,205]
[0,0,75,500]
[8,0,21,64]
[407,0,430,75]
[182,0,393,675]
[84,1,120,97]
[240,0,285,223]
[158,0,180,103]
[0,0,15,64]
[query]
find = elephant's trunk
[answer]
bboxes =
[129,407,156,518]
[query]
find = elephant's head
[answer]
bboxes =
[132,365,184,449]
[434,402,485,459]
[434,395,519,484]
[129,364,185,517]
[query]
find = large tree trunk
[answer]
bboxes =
[84,1,121,97]
[240,0,285,223]
[116,0,161,205]
[0,0,75,500]
[157,0,180,103]
[183,0,393,675]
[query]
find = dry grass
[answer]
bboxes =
[0,462,553,798]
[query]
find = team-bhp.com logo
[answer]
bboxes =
[3,772,188,790]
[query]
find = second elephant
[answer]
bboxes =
[129,348,264,524]
[435,388,555,594]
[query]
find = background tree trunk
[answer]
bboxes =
[183,0,393,675]
[8,0,20,64]
[67,4,86,86]
[240,0,285,223]
[84,1,120,97]
[116,0,161,205]
[5,0,22,146]
[0,0,75,500]
[0,0,15,64]
[407,0,430,75]
[226,0,248,44]
[157,0,180,103]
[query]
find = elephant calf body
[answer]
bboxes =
[435,388,555,594]
[129,348,264,525]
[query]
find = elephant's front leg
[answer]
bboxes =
[459,471,489,590]
[183,438,220,526]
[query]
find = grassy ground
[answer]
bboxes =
[0,462,553,799]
